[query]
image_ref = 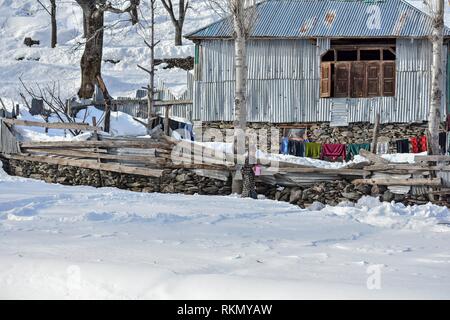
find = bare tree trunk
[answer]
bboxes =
[78,7,104,99]
[174,23,183,46]
[82,10,88,38]
[161,0,189,46]
[429,0,444,155]
[50,0,57,48]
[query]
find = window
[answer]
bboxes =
[320,46,396,98]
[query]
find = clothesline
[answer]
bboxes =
[280,131,450,162]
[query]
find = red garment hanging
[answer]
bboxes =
[320,144,346,161]
[419,136,428,153]
[410,137,419,153]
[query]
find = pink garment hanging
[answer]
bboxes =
[253,165,262,176]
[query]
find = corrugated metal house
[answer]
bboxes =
[186,0,450,125]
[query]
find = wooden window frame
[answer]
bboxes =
[320,45,396,99]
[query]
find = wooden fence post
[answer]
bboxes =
[371,113,380,154]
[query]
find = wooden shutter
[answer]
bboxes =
[382,61,395,96]
[351,62,366,98]
[320,62,332,98]
[334,62,351,98]
[367,62,381,97]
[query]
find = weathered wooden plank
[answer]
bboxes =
[365,164,450,171]
[415,155,450,162]
[3,154,163,177]
[20,140,171,150]
[23,148,166,164]
[273,167,370,176]
[352,178,442,186]
[3,118,101,131]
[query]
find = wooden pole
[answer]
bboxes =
[164,105,171,136]
[96,74,111,133]
[371,112,380,154]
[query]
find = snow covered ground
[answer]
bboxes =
[1,165,450,299]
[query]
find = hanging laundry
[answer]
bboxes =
[419,135,427,153]
[447,115,450,131]
[280,137,289,155]
[288,140,305,157]
[321,144,346,161]
[439,132,447,155]
[295,141,305,157]
[305,142,322,159]
[253,165,262,176]
[346,143,371,161]
[396,139,409,153]
[447,133,450,155]
[376,142,389,155]
[410,137,419,153]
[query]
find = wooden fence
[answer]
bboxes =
[0,118,450,205]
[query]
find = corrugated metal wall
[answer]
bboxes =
[193,38,447,124]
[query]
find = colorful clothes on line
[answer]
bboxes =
[376,142,389,155]
[288,140,305,157]
[396,139,409,153]
[419,136,427,152]
[321,144,346,161]
[447,133,450,155]
[346,143,371,161]
[305,142,322,159]
[410,137,420,153]
[280,137,289,155]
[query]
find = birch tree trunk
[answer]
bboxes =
[231,0,256,198]
[429,0,444,155]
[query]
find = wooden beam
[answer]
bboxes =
[20,140,171,150]
[22,148,167,164]
[3,154,163,178]
[365,164,450,171]
[3,118,101,131]
[416,155,450,162]
[273,167,369,176]
[352,178,442,186]
[371,113,380,153]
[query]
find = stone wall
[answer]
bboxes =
[1,159,232,196]
[1,157,440,208]
[203,121,435,153]
[256,180,434,208]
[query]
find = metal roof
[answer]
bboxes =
[186,0,450,39]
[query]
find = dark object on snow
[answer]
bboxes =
[23,37,40,47]
[30,99,44,116]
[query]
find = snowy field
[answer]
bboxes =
[1,165,450,299]
[2,0,450,300]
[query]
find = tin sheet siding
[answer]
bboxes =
[193,38,447,124]
[188,0,450,39]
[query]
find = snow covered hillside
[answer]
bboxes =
[1,164,450,299]
[0,0,218,101]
